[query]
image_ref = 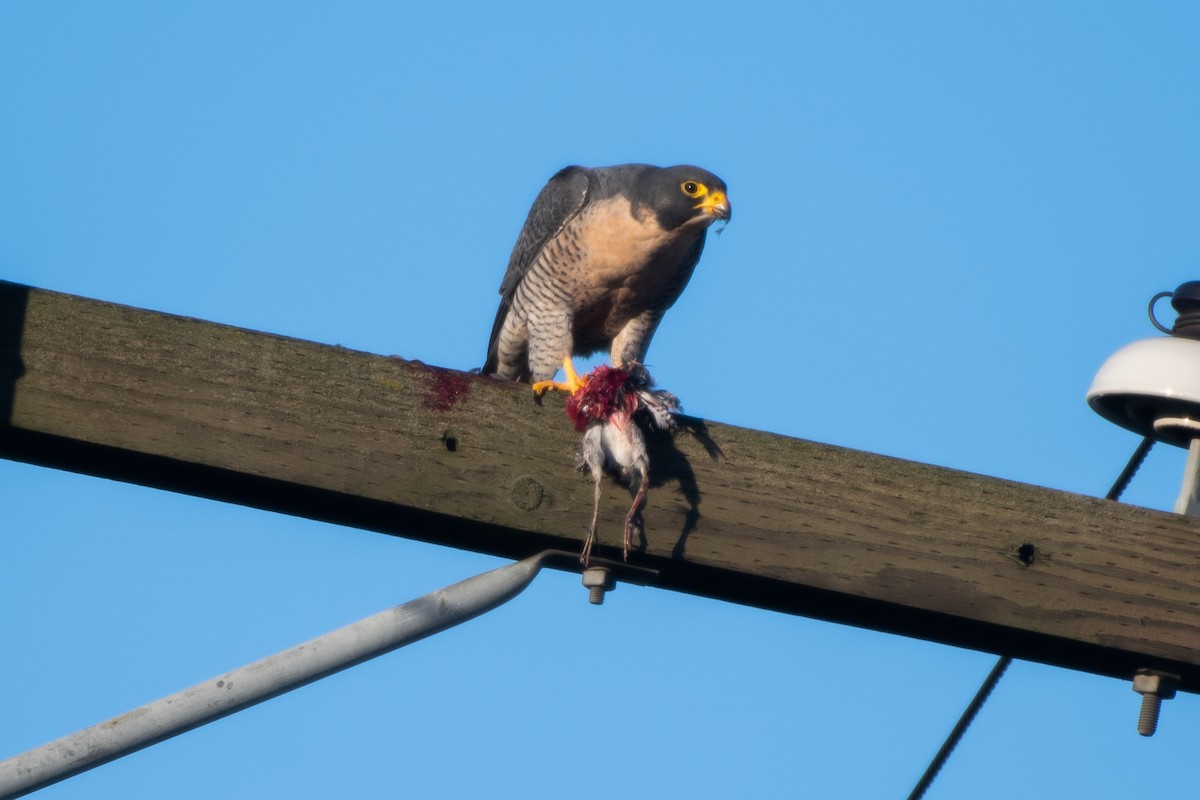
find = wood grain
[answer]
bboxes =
[3,280,1198,691]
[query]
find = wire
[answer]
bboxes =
[906,656,1010,800]
[905,434,1153,799]
[1105,436,1155,501]
[1148,290,1174,335]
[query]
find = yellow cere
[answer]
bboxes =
[694,190,728,214]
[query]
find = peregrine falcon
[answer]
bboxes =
[481,164,730,390]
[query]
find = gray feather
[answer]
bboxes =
[482,167,591,376]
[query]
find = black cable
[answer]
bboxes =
[1105,435,1155,501]
[906,434,1153,799]
[906,656,1010,800]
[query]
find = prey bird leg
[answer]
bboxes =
[582,464,603,567]
[578,423,606,566]
[623,467,649,561]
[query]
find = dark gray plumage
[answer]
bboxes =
[482,163,730,385]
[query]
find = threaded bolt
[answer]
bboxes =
[581,567,614,605]
[1137,694,1162,737]
[1132,669,1178,737]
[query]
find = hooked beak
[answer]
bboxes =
[696,190,731,222]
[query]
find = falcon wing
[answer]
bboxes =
[483,166,592,374]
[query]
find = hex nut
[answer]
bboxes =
[1133,671,1178,700]
[582,567,614,590]
[582,567,614,605]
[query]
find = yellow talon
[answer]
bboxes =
[532,357,587,396]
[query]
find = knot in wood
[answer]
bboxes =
[510,476,545,511]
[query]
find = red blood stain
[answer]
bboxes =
[565,365,637,432]
[425,371,471,412]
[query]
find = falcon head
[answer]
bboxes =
[632,165,731,231]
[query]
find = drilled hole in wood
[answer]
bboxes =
[1017,543,1036,566]
[443,434,458,452]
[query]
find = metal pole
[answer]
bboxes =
[0,552,553,799]
[1174,437,1200,516]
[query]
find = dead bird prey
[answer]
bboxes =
[567,363,679,565]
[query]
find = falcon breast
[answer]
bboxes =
[482,163,730,384]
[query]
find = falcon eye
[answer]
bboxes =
[680,180,707,198]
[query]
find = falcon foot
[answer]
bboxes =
[531,357,587,396]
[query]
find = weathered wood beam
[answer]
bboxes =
[2,280,1199,691]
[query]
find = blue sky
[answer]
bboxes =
[2,2,1199,797]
